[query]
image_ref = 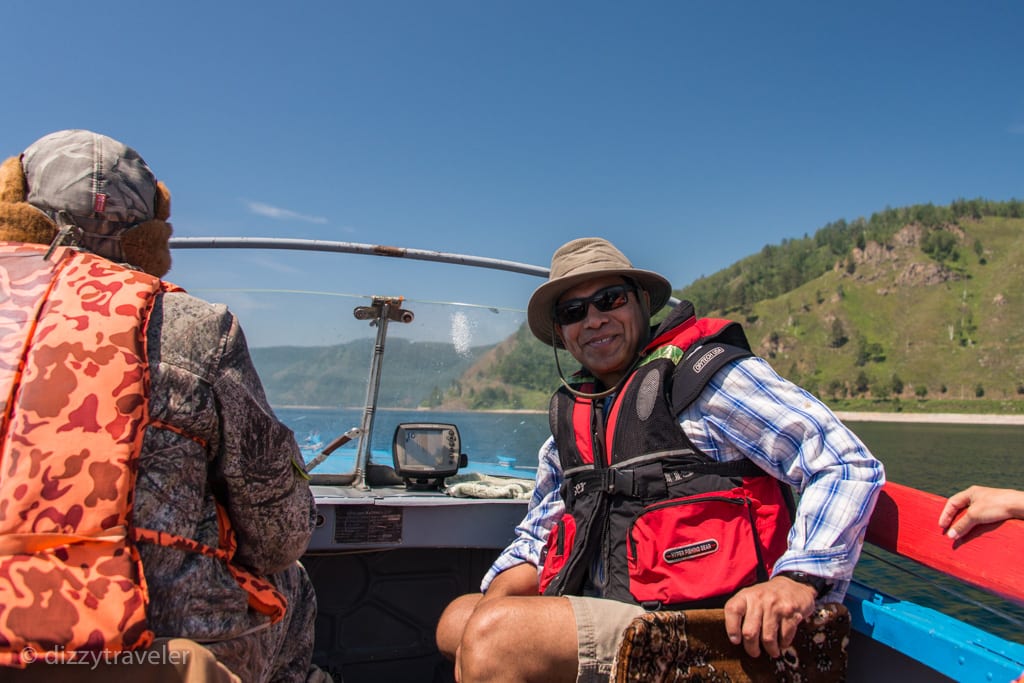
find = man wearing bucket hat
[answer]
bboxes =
[0,130,323,681]
[438,237,883,682]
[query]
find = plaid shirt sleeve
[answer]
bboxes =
[679,356,885,601]
[480,436,565,592]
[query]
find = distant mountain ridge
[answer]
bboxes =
[251,199,1024,413]
[251,337,490,408]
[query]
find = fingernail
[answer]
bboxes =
[946,529,958,539]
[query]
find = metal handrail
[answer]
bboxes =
[169,236,551,278]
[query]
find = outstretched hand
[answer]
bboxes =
[723,575,817,658]
[938,485,1024,539]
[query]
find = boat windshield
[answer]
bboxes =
[169,238,553,483]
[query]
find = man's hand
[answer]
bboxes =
[938,485,1024,539]
[723,575,817,658]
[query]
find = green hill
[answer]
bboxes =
[708,215,1024,408]
[441,199,1024,414]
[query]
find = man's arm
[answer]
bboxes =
[681,356,885,657]
[212,311,316,574]
[482,563,542,600]
[480,437,565,592]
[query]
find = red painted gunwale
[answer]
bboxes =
[865,481,1024,605]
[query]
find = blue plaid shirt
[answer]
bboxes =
[481,356,885,602]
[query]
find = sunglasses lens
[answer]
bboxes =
[593,286,628,312]
[553,285,632,325]
[554,301,586,325]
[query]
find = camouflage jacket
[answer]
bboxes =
[137,289,316,641]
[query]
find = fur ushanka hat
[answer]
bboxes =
[0,129,172,277]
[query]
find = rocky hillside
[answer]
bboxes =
[728,217,1024,402]
[437,202,1024,412]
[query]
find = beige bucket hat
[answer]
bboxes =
[527,237,672,347]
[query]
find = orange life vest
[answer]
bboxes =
[0,242,285,668]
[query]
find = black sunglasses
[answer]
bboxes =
[553,284,637,326]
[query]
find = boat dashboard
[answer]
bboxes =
[308,485,528,552]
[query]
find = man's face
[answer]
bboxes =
[555,275,649,387]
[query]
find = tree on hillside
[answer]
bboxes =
[871,381,891,400]
[951,198,983,220]
[829,319,848,348]
[423,386,443,408]
[854,336,885,366]
[496,326,558,392]
[954,306,976,347]
[471,386,511,409]
[679,199,1021,315]
[921,229,959,262]
[826,379,845,399]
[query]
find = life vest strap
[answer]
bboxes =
[566,456,769,505]
[133,511,288,624]
[0,527,129,554]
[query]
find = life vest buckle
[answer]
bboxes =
[604,468,635,496]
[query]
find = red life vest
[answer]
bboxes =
[538,302,794,608]
[0,243,285,668]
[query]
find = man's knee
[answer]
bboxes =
[437,593,483,659]
[458,601,511,681]
[458,598,532,679]
[458,597,579,683]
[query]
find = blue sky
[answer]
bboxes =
[5,1,1023,345]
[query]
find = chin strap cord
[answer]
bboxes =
[548,316,642,400]
[42,211,82,261]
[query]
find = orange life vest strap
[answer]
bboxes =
[132,503,288,623]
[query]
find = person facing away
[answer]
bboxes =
[436,237,885,683]
[0,130,324,682]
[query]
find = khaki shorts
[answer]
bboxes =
[566,596,645,683]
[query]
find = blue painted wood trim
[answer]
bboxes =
[845,580,1024,683]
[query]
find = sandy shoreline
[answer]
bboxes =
[278,405,1024,425]
[470,408,1024,425]
[833,411,1024,425]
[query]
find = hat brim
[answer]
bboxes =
[527,268,672,348]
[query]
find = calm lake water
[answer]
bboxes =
[279,407,1024,643]
[844,420,1024,644]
